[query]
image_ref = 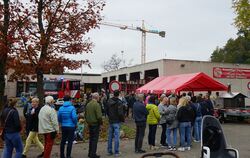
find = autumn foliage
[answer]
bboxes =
[1,0,105,105]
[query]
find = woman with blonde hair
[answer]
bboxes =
[22,98,44,158]
[176,97,195,152]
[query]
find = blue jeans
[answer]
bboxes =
[179,122,192,147]
[166,128,177,147]
[107,123,120,154]
[2,132,23,158]
[194,116,202,141]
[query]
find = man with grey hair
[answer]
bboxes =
[38,96,59,158]
[133,93,148,153]
[85,92,103,158]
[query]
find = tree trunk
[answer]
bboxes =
[0,57,7,113]
[36,68,44,106]
[0,0,10,113]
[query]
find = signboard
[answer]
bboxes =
[109,80,121,92]
[248,82,250,90]
[213,67,250,79]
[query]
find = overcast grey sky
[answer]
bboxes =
[70,0,238,74]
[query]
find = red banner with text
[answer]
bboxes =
[213,67,250,79]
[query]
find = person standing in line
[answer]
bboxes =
[203,93,214,116]
[133,93,148,153]
[58,95,78,158]
[166,97,178,151]
[127,92,136,117]
[23,97,32,136]
[177,93,187,109]
[38,96,59,158]
[119,91,128,116]
[158,95,169,147]
[177,97,195,152]
[146,95,161,150]
[85,92,103,158]
[1,99,23,158]
[106,90,125,157]
[22,98,44,158]
[193,95,203,142]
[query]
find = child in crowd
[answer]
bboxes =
[74,118,85,143]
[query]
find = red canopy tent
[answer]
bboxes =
[136,72,228,94]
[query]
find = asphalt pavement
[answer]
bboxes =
[1,121,249,158]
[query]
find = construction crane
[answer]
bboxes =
[99,20,166,64]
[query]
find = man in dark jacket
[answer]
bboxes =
[106,90,125,156]
[85,92,103,158]
[201,93,214,116]
[127,92,136,117]
[133,94,148,153]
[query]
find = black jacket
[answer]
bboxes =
[177,105,196,123]
[107,97,125,123]
[201,100,214,116]
[1,107,21,133]
[133,101,148,123]
[27,106,41,132]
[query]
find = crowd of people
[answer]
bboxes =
[0,89,216,158]
[132,92,215,153]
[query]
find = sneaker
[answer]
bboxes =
[107,152,113,156]
[114,152,121,157]
[172,146,176,151]
[193,140,200,143]
[153,146,159,150]
[73,140,77,144]
[137,149,146,153]
[185,147,191,151]
[167,146,172,151]
[177,147,185,152]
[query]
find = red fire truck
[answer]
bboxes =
[43,79,81,108]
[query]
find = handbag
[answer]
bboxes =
[0,110,13,141]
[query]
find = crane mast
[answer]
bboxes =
[99,20,165,64]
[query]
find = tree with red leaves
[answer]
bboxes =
[0,0,24,111]
[10,0,105,105]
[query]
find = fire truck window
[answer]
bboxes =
[56,81,64,90]
[70,81,80,90]
[44,82,58,91]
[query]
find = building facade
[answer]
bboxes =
[5,73,102,97]
[101,59,250,105]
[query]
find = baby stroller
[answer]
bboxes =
[201,115,239,158]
